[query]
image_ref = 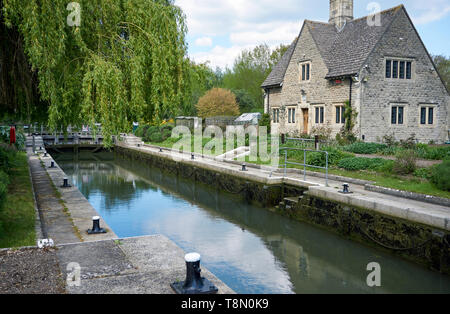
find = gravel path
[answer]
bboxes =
[0,248,66,294]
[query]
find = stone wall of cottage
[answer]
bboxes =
[360,8,449,144]
[269,23,360,138]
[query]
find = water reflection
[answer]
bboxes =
[55,152,450,294]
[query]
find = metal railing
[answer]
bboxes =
[280,147,329,187]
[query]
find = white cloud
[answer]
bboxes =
[195,37,213,47]
[191,45,250,69]
[407,0,450,25]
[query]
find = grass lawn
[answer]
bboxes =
[0,152,36,248]
[283,163,450,199]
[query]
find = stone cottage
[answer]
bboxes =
[262,1,449,143]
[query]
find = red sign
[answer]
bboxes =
[10,127,16,144]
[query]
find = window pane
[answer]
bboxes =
[292,109,296,123]
[420,108,426,125]
[288,109,291,123]
[392,106,397,124]
[302,65,305,81]
[393,61,398,78]
[342,107,346,124]
[399,61,405,79]
[315,107,319,124]
[306,64,310,80]
[406,62,412,79]
[336,107,340,124]
[320,107,324,124]
[277,110,279,123]
[428,108,434,125]
[386,60,391,78]
[398,107,404,125]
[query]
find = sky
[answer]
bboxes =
[174,0,450,70]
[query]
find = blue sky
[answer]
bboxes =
[175,0,450,69]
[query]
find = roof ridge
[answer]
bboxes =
[350,4,404,23]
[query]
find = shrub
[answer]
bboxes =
[415,144,450,160]
[414,167,434,180]
[338,157,393,171]
[196,88,240,118]
[149,132,164,143]
[393,150,417,175]
[343,142,387,154]
[399,134,417,149]
[160,123,175,133]
[161,129,172,141]
[430,160,450,191]
[305,147,354,167]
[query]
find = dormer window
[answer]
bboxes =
[300,62,311,81]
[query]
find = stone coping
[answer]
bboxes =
[38,152,118,242]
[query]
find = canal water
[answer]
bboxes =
[54,152,450,294]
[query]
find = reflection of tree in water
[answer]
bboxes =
[57,154,156,210]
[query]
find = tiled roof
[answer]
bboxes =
[263,5,403,86]
[261,37,299,88]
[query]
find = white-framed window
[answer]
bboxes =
[391,104,406,125]
[335,105,346,124]
[314,106,324,124]
[272,108,280,124]
[385,58,413,80]
[299,61,311,81]
[419,105,436,126]
[287,108,296,124]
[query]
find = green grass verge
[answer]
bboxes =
[283,163,450,199]
[0,152,36,248]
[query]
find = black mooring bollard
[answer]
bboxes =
[49,161,56,168]
[191,153,195,160]
[241,163,248,172]
[171,253,218,294]
[339,183,353,194]
[159,147,163,152]
[44,151,48,157]
[61,177,72,188]
[87,216,107,235]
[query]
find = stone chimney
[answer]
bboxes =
[329,0,354,28]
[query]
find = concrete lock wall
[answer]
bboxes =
[115,146,450,275]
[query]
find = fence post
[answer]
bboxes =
[284,150,287,177]
[314,135,319,151]
[303,149,306,181]
[325,152,329,187]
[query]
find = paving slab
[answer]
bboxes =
[56,236,234,294]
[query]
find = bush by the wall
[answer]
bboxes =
[343,142,387,155]
[430,160,450,191]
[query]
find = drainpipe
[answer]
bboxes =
[349,77,353,108]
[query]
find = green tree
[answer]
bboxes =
[2,0,190,145]
[222,44,288,112]
[433,55,450,92]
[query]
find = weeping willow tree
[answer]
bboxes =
[2,0,192,145]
